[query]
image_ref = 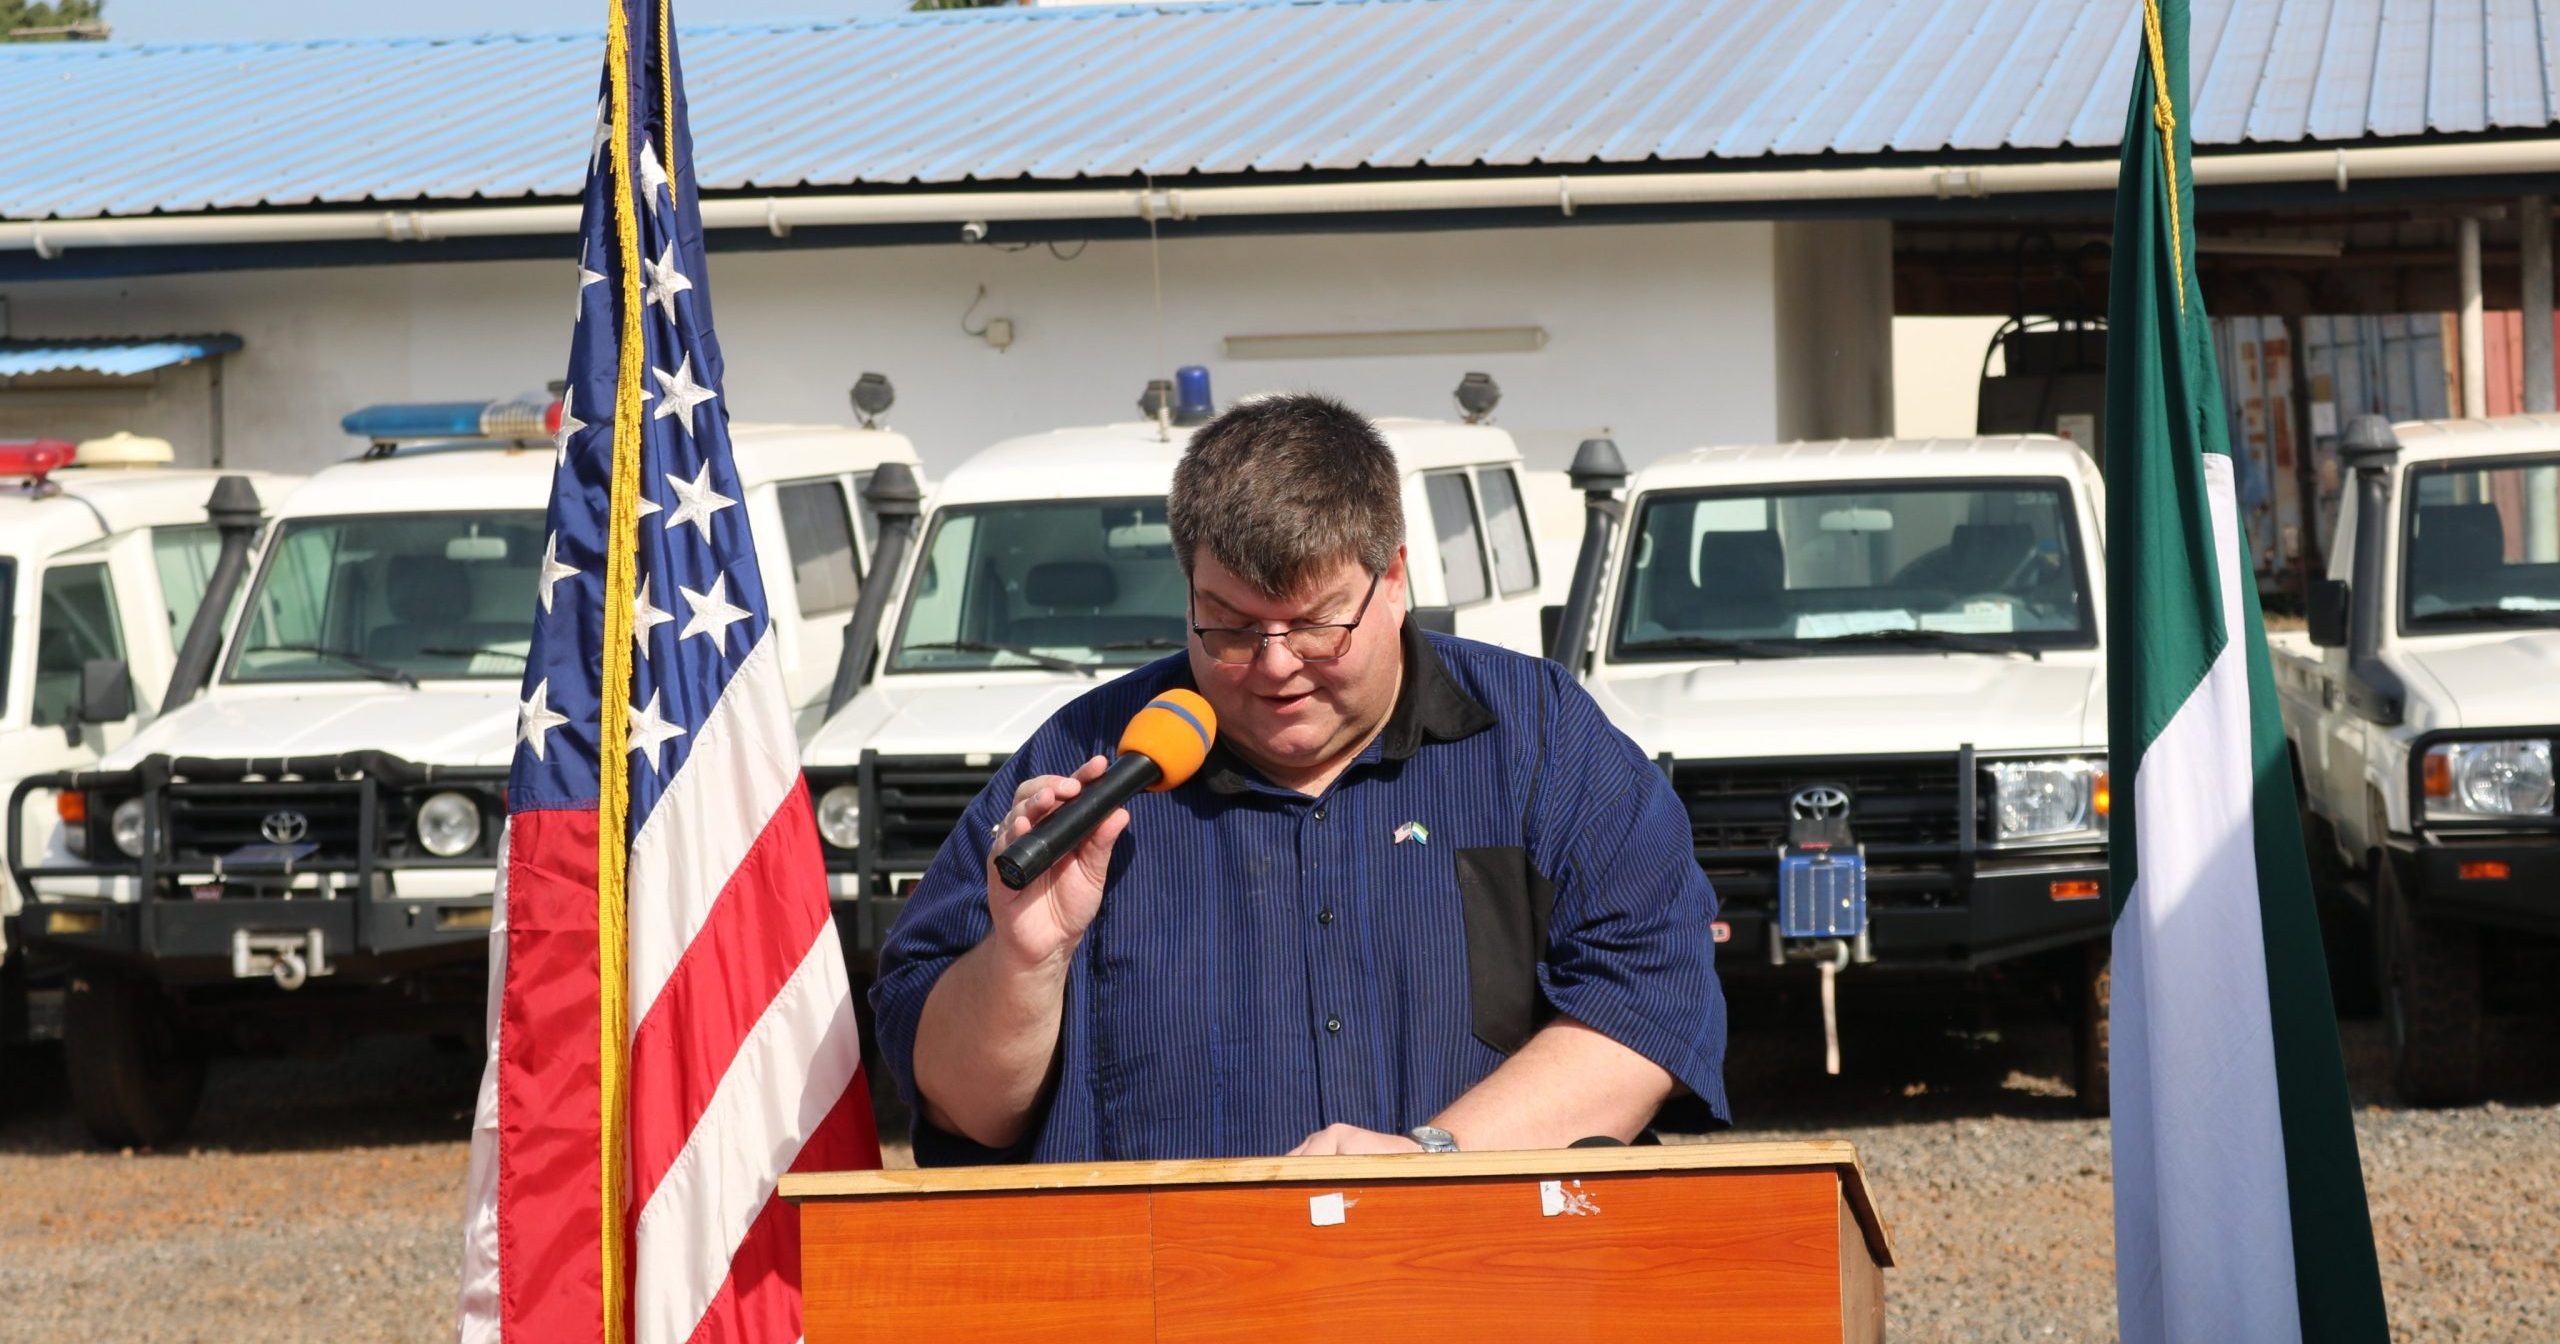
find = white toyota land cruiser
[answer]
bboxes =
[1551,433,2113,1109]
[10,393,920,1146]
[2272,412,2559,1105]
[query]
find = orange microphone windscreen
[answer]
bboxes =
[1118,689,1218,791]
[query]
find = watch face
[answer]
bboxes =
[1409,1125,1458,1152]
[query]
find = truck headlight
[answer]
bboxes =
[109,797,149,858]
[815,784,861,850]
[1987,758,2108,844]
[415,791,485,858]
[2423,740,2555,819]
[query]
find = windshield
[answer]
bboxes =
[887,498,1186,675]
[226,512,547,684]
[2402,456,2560,631]
[1613,479,2095,658]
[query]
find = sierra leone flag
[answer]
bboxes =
[2103,3,2390,1340]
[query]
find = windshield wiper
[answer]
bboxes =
[1616,635,1797,659]
[250,644,421,688]
[1810,628,2042,660]
[419,645,529,664]
[1091,637,1186,652]
[899,640,1098,677]
[2412,604,2560,626]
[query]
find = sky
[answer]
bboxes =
[98,0,918,43]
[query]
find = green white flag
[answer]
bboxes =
[2103,2,2390,1340]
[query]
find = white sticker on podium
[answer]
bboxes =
[1539,1179,1600,1217]
[1309,1192,1348,1226]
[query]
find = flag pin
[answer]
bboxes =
[1393,820,1429,845]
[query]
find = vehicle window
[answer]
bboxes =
[2402,456,2560,630]
[888,498,1185,674]
[151,523,223,639]
[1474,466,1539,596]
[33,562,124,725]
[228,512,546,683]
[1423,472,1490,607]
[778,479,861,617]
[1613,480,2095,657]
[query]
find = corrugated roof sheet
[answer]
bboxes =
[0,336,243,376]
[3,0,2554,222]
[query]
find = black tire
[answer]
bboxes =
[2072,941,2111,1117]
[63,969,206,1149]
[2376,861,2484,1107]
[2297,804,2381,1017]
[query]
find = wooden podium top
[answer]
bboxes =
[783,1137,1894,1267]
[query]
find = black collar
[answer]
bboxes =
[1199,616,1498,795]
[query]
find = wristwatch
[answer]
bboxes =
[1406,1125,1460,1153]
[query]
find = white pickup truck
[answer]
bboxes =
[803,370,1558,964]
[1550,433,2113,1109]
[10,394,921,1146]
[2272,412,2559,1106]
[2,436,298,1067]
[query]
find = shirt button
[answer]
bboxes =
[1313,806,1327,821]
[1326,1015,1342,1033]
[1318,908,1335,926]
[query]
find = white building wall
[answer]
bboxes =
[1,220,1845,477]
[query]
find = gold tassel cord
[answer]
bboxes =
[2143,0,2187,313]
[597,0,647,1339]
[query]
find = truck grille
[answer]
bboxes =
[163,782,366,867]
[868,756,1003,870]
[1668,755,1971,857]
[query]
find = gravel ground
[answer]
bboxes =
[1,978,2551,1343]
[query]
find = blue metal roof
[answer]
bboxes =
[3,0,2556,222]
[0,336,243,376]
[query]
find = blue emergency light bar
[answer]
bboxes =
[341,396,558,444]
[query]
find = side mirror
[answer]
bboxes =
[1410,606,1458,636]
[65,658,135,748]
[2307,580,2350,649]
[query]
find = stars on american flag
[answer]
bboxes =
[518,678,569,761]
[660,461,734,541]
[626,689,686,773]
[512,101,767,797]
[650,354,717,436]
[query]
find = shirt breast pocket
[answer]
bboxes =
[1453,845,1556,1055]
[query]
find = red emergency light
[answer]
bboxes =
[0,439,78,483]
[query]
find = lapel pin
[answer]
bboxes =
[1393,820,1429,845]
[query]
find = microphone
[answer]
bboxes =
[994,689,1217,891]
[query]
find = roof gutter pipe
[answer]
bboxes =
[6,138,2557,256]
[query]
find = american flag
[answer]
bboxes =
[456,5,880,1342]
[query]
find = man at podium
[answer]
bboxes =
[871,395,1727,1164]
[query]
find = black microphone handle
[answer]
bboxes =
[993,751,1162,890]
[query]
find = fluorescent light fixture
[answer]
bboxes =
[1223,326,1548,361]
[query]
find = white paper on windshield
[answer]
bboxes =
[1919,601,2018,634]
[1794,610,1917,638]
[2498,596,2560,611]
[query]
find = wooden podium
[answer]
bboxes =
[781,1140,1892,1343]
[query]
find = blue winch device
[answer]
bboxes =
[1774,788,1867,942]
[1778,844,1868,940]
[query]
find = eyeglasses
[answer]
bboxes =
[1190,573,1382,665]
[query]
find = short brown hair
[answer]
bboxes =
[1167,393,1404,598]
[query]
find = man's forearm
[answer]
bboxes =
[910,937,1073,1150]
[1429,1017,1674,1150]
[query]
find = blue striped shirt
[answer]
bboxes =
[870,620,1728,1164]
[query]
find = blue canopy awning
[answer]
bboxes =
[0,334,242,377]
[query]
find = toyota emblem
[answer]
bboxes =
[260,810,311,845]
[1788,785,1851,820]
